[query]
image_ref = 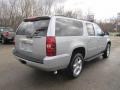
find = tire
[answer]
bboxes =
[67,53,84,78]
[103,44,111,58]
[1,37,6,44]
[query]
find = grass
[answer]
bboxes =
[109,32,120,36]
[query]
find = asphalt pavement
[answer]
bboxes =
[0,37,120,90]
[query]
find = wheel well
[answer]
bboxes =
[72,47,85,58]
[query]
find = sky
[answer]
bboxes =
[2,0,120,20]
[62,0,120,20]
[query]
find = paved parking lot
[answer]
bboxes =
[0,37,120,90]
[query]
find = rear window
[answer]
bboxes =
[16,20,50,36]
[55,18,83,36]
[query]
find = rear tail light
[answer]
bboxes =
[3,32,9,37]
[46,36,56,56]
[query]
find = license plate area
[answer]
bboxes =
[20,40,33,52]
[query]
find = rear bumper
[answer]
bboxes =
[13,49,70,71]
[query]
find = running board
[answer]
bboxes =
[84,53,103,61]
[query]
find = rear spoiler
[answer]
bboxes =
[24,16,50,22]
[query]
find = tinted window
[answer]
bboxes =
[86,23,95,36]
[56,18,83,36]
[16,20,50,36]
[94,24,104,36]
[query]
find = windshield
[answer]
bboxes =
[16,20,50,36]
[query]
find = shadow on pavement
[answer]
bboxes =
[23,56,107,87]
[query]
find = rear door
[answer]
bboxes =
[55,18,84,56]
[85,23,98,58]
[15,17,50,63]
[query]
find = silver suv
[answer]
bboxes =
[13,16,111,78]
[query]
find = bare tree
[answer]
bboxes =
[0,0,83,30]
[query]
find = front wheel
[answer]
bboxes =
[103,44,111,58]
[67,53,84,78]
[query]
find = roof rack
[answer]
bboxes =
[24,16,50,22]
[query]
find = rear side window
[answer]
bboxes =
[55,18,83,36]
[16,20,50,36]
[86,23,95,36]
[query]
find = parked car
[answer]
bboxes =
[13,16,111,78]
[0,27,15,44]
